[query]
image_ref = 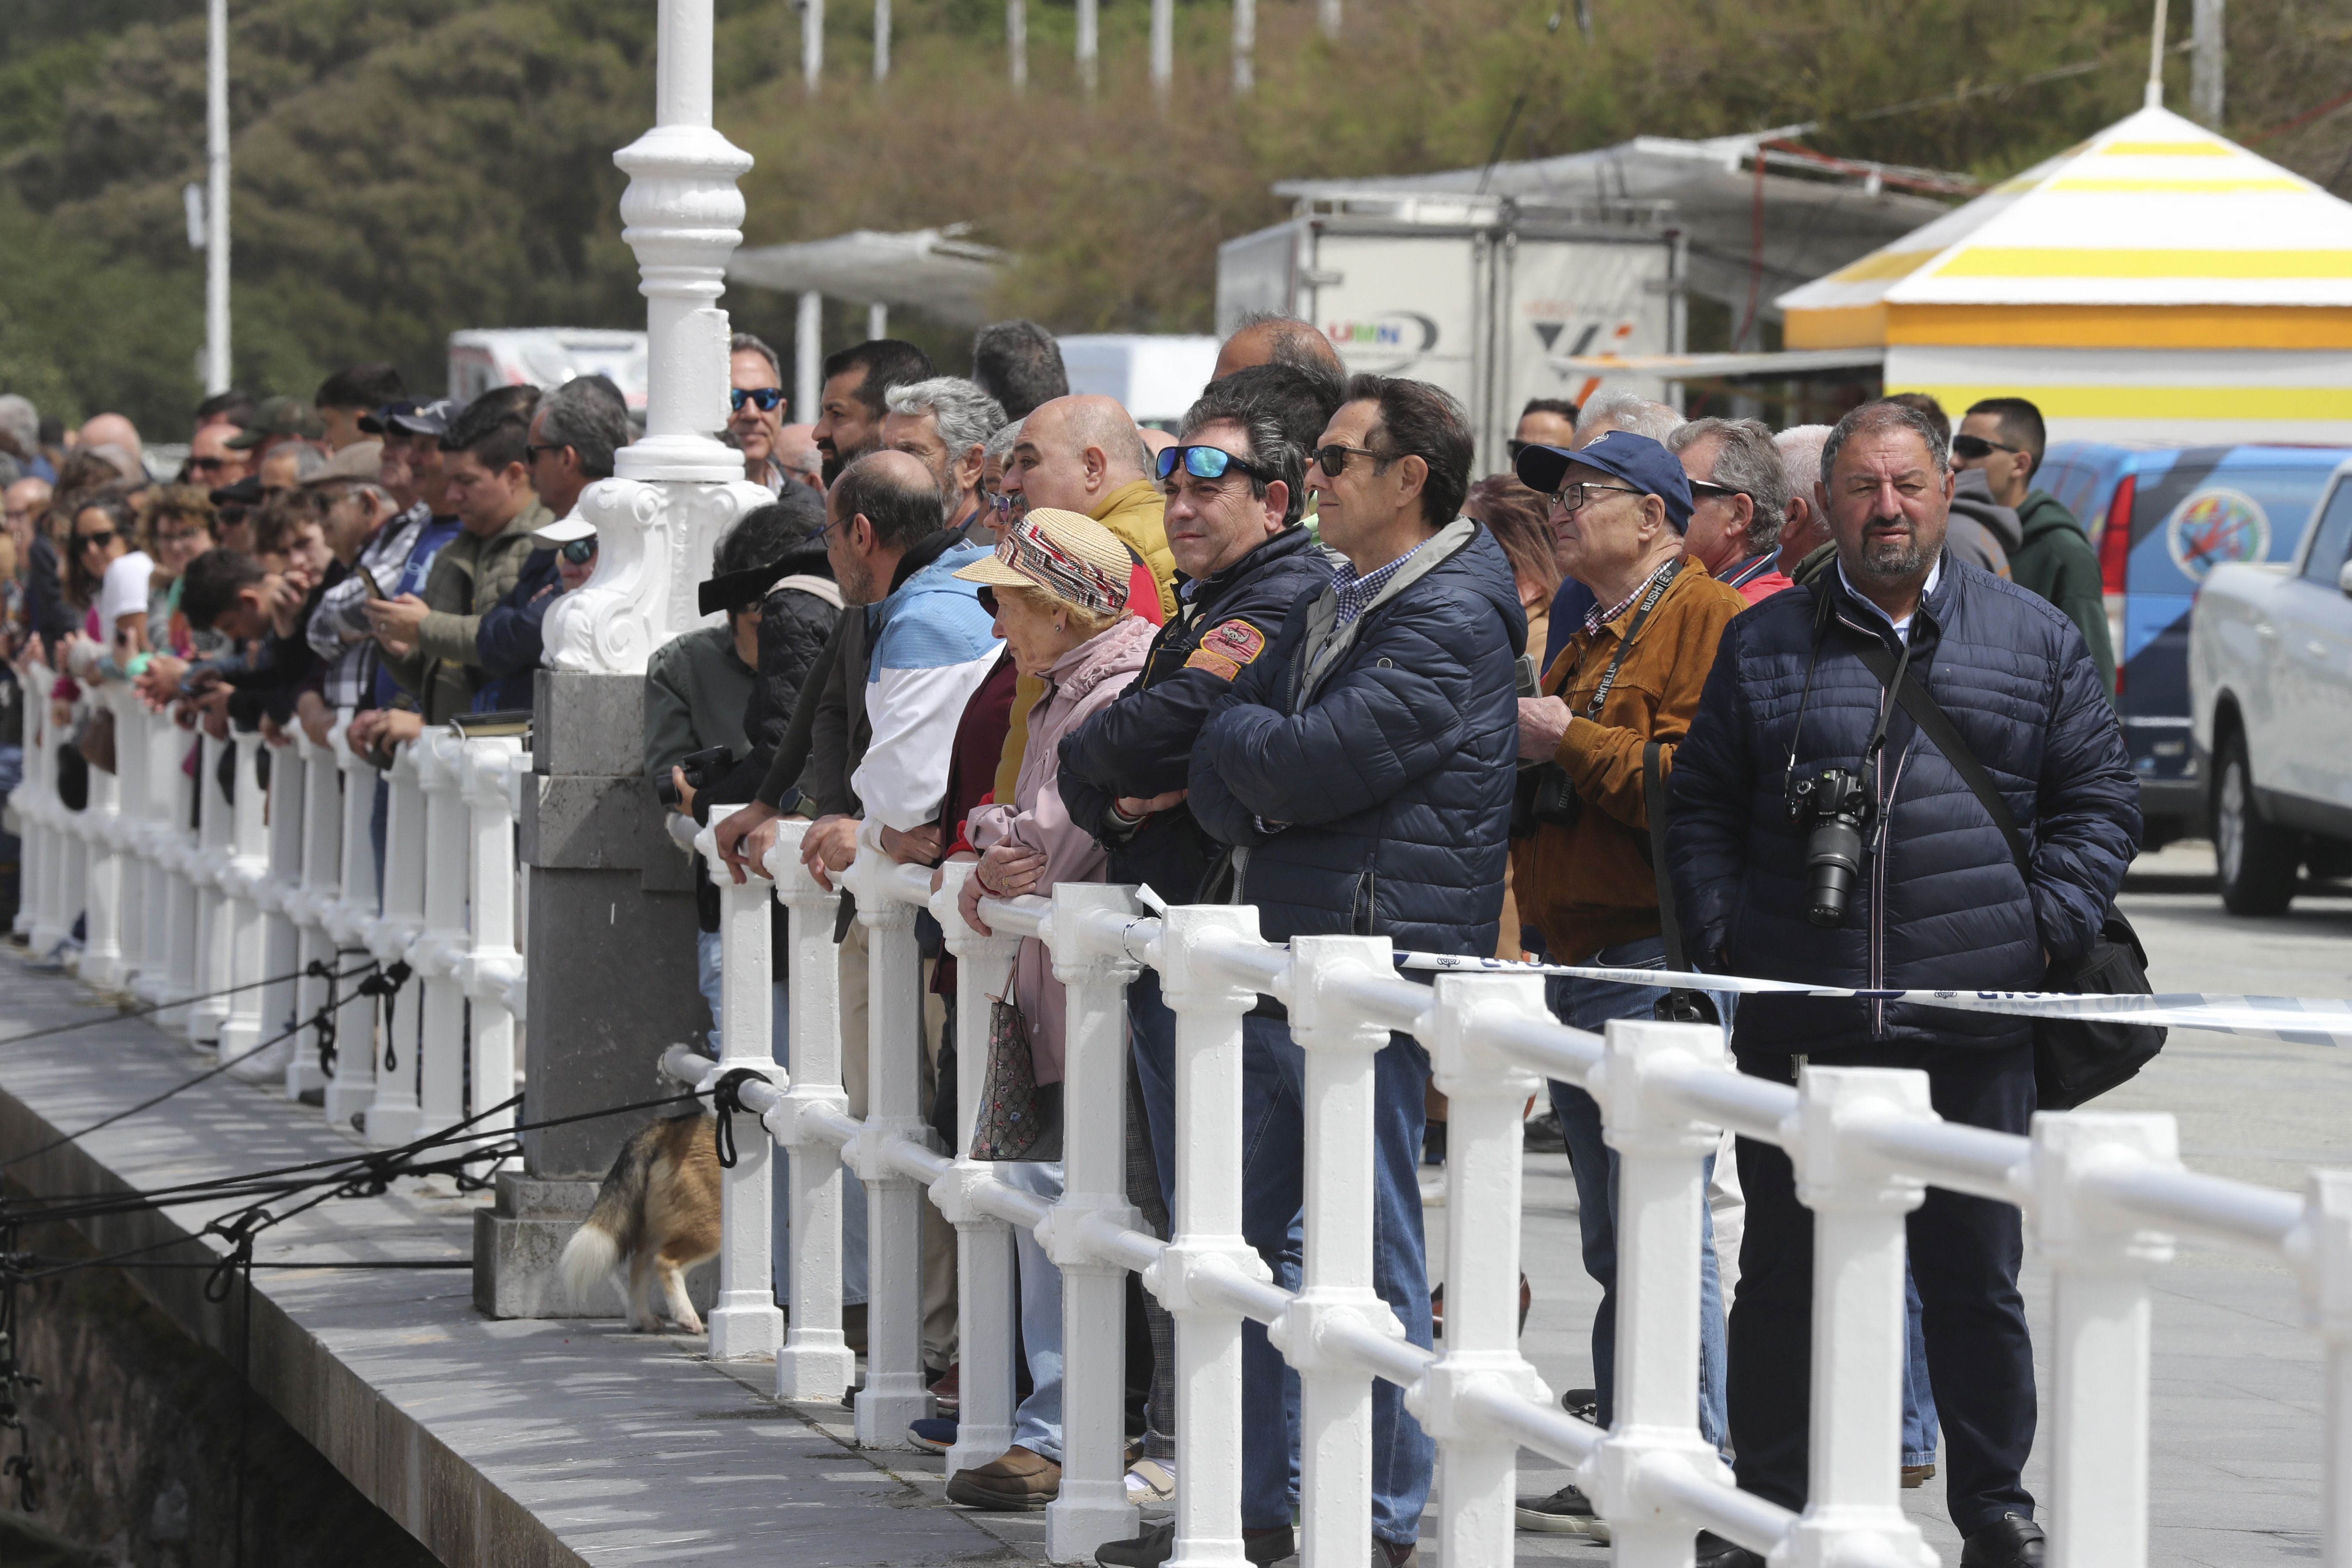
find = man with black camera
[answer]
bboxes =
[1665,400,2138,1568]
[1505,430,1749,1537]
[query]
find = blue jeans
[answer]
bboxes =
[1130,971,1436,1545]
[698,928,869,1306]
[1002,1159,1067,1460]
[1543,936,1729,1451]
[1904,1268,1938,1467]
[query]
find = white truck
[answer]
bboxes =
[1217,189,1681,475]
[2187,456,2352,913]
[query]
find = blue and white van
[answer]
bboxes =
[2034,442,2352,847]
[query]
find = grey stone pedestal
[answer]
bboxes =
[473,669,710,1318]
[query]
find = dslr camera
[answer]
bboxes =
[1785,767,1871,928]
[656,744,736,809]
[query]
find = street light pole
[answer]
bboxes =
[204,0,230,395]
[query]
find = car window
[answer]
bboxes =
[2302,481,2352,585]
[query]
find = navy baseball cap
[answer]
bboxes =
[359,398,454,439]
[1514,430,1694,534]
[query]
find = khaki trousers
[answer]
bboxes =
[839,917,958,1368]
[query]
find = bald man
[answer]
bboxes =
[1213,311,1345,382]
[77,412,143,466]
[993,393,1181,799]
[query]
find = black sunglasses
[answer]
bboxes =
[730,387,787,413]
[1311,443,1393,478]
[1155,445,1270,485]
[1688,479,1750,502]
[559,537,597,565]
[76,529,117,551]
[1951,433,2021,459]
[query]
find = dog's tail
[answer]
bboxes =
[558,1124,658,1303]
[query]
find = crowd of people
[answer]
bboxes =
[0,309,2134,1568]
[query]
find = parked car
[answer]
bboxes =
[2036,441,2352,849]
[2187,458,2352,913]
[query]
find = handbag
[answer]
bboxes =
[968,955,1062,1161]
[1852,643,2164,1109]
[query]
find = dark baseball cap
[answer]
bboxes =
[358,398,455,439]
[1514,429,1694,534]
[223,394,326,449]
[209,475,263,508]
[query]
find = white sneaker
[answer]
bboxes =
[1125,1456,1176,1512]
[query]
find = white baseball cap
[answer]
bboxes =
[533,514,595,544]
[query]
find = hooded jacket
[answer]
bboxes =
[1058,525,1335,904]
[1665,557,2138,1058]
[1189,519,1526,959]
[966,614,1155,1084]
[2009,488,2116,698]
[1945,467,2021,581]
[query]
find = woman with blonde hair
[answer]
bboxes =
[938,506,1155,1512]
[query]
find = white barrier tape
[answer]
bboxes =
[1393,952,2352,1045]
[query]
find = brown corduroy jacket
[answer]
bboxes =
[1510,557,1752,964]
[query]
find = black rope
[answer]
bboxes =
[709,1067,768,1169]
[0,958,369,1051]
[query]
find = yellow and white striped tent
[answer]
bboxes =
[1777,104,2352,443]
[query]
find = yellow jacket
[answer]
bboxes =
[992,479,1178,802]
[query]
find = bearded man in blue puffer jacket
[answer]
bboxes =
[1145,375,1521,1568]
[1666,399,2138,1568]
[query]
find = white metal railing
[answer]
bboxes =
[658,806,2352,1568]
[8,683,528,1152]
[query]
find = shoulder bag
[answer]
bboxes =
[1851,642,2163,1109]
[968,954,1063,1161]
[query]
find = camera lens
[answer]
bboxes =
[655,776,680,808]
[1806,815,1863,928]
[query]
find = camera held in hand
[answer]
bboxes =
[1786,767,1871,928]
[656,744,735,810]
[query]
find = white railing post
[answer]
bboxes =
[363,740,429,1145]
[1779,1066,1938,1568]
[1584,1017,1735,1567]
[256,729,306,1087]
[1039,882,1145,1562]
[216,727,275,1074]
[410,727,470,1133]
[186,730,236,1045]
[767,818,857,1402]
[842,824,933,1445]
[288,726,343,1099]
[76,692,125,987]
[322,717,382,1127]
[135,709,182,1006]
[159,725,204,1035]
[1143,906,1272,1568]
[2306,1170,2352,1568]
[2030,1112,2178,1568]
[459,733,528,1137]
[11,669,44,945]
[104,686,149,990]
[931,860,1023,1478]
[698,802,784,1360]
[1415,974,1553,1568]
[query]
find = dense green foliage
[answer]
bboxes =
[4,0,2346,433]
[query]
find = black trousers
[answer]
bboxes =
[1728,1040,2037,1537]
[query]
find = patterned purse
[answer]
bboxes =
[969,956,1047,1161]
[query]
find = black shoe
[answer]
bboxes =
[1694,1531,1766,1568]
[1524,1110,1565,1153]
[1560,1387,1599,1423]
[1960,1514,2046,1568]
[1514,1482,1599,1534]
[1097,1522,1294,1568]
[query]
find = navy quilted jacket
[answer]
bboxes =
[1188,520,1526,957]
[1665,557,2138,1056]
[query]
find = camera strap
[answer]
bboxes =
[1564,558,1683,719]
[1850,641,2033,879]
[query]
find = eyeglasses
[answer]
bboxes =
[1311,443,1393,478]
[1545,482,1645,514]
[1155,445,1270,485]
[1688,479,1750,502]
[1951,433,2021,460]
[559,537,597,565]
[986,492,1028,521]
[187,456,233,474]
[75,529,117,551]
[528,442,572,461]
[730,387,787,413]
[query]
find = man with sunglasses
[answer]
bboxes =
[1956,397,2113,697]
[729,334,792,492]
[1667,417,1795,605]
[1507,397,1580,468]
[186,420,253,490]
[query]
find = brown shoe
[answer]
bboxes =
[928,1362,960,1415]
[1902,1463,1936,1488]
[947,1445,1062,1511]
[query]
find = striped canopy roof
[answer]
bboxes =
[1779,105,2352,348]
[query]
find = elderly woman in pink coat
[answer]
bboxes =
[939,506,1155,1512]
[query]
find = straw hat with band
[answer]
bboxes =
[953,508,1134,632]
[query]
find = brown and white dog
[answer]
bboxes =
[558,1111,721,1332]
